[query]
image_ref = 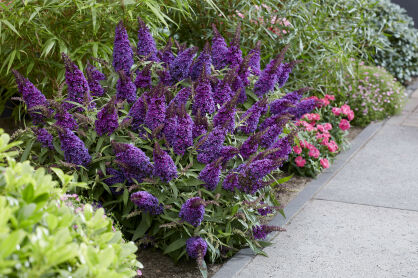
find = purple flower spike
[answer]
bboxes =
[269,98,294,115]
[265,135,293,161]
[153,142,177,182]
[196,126,226,164]
[186,237,207,260]
[62,53,94,111]
[179,197,205,227]
[35,128,54,149]
[222,164,244,191]
[192,109,209,139]
[137,17,158,62]
[135,63,153,89]
[158,68,173,86]
[169,47,198,82]
[213,68,235,107]
[86,63,106,97]
[158,39,175,66]
[239,131,264,160]
[95,97,119,136]
[276,60,302,88]
[199,158,222,191]
[163,105,178,146]
[55,105,78,131]
[173,105,193,156]
[189,42,212,81]
[113,21,134,74]
[254,45,289,97]
[260,123,285,148]
[227,23,243,68]
[169,87,191,107]
[112,141,153,183]
[288,98,317,120]
[252,225,285,240]
[219,146,239,165]
[213,92,238,133]
[129,95,147,131]
[12,70,49,124]
[211,24,229,70]
[239,98,268,134]
[131,191,163,215]
[116,72,137,103]
[192,71,215,115]
[248,41,261,76]
[58,128,91,166]
[145,86,166,131]
[231,75,246,104]
[103,167,125,195]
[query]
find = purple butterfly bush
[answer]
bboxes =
[196,126,226,164]
[219,146,239,165]
[211,24,229,70]
[58,127,91,166]
[145,86,166,131]
[157,39,175,66]
[265,134,294,161]
[231,75,247,104]
[129,95,147,131]
[287,98,317,120]
[259,118,288,148]
[86,63,106,97]
[112,141,153,183]
[169,47,198,82]
[103,167,125,195]
[116,71,137,103]
[252,225,285,240]
[189,42,212,81]
[199,158,222,191]
[186,237,207,261]
[135,62,153,89]
[227,23,243,68]
[248,41,261,76]
[163,105,178,146]
[240,131,263,160]
[54,105,78,130]
[137,17,158,62]
[222,164,245,191]
[173,105,193,156]
[192,109,208,139]
[213,92,238,133]
[113,21,134,74]
[62,53,94,111]
[131,191,163,215]
[179,197,205,227]
[158,68,173,86]
[192,70,215,115]
[213,68,235,107]
[169,87,191,107]
[95,97,119,136]
[153,142,178,182]
[239,98,268,134]
[34,128,54,149]
[277,60,302,88]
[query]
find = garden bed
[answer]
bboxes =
[138,126,364,278]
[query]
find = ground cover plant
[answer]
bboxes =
[344,63,406,126]
[286,95,354,177]
[12,18,316,277]
[0,130,141,277]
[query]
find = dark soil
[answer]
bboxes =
[138,126,365,278]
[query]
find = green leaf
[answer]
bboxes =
[0,19,21,37]
[270,174,294,187]
[20,140,34,162]
[0,230,25,259]
[132,213,151,241]
[123,189,129,206]
[6,49,16,73]
[41,38,56,57]
[163,238,186,254]
[22,184,34,203]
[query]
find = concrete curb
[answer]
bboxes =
[212,121,385,278]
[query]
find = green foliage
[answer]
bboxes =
[344,64,406,126]
[0,0,196,115]
[0,130,141,277]
[168,0,384,96]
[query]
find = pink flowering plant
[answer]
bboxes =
[286,95,354,177]
[12,19,315,275]
[344,63,406,126]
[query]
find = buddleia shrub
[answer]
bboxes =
[0,130,141,277]
[13,19,315,275]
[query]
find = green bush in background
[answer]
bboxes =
[0,130,141,277]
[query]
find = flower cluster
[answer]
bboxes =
[288,95,354,177]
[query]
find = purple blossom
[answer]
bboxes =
[55,106,78,130]
[153,142,177,182]
[248,42,261,76]
[145,87,166,131]
[113,142,153,183]
[131,191,163,215]
[186,237,207,260]
[173,105,193,156]
[189,42,212,81]
[163,105,178,146]
[239,99,268,134]
[137,17,158,62]
[213,96,237,133]
[252,225,284,240]
[157,39,175,66]
[179,197,205,227]
[35,128,54,149]
[287,98,317,119]
[135,63,152,89]
[113,21,134,74]
[211,24,229,70]
[213,69,235,106]
[231,75,247,104]
[240,133,261,160]
[227,23,243,68]
[169,47,197,82]
[260,124,284,148]
[58,128,91,166]
[258,206,274,216]
[192,109,208,139]
[192,74,215,115]
[12,70,49,124]
[276,60,301,88]
[86,63,106,97]
[265,135,293,161]
[245,159,278,180]
[116,72,137,103]
[222,164,245,191]
[269,98,294,115]
[62,54,94,111]
[95,98,119,136]
[199,158,222,191]
[253,46,288,97]
[129,95,146,130]
[169,87,191,107]
[219,146,239,165]
[196,126,226,164]
[158,68,173,86]
[103,168,125,195]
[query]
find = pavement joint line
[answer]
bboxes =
[312,198,418,213]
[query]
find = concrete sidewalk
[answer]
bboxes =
[228,90,418,278]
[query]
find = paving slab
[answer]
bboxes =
[237,200,418,278]
[316,123,418,211]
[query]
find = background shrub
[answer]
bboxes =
[344,64,406,126]
[0,130,141,277]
